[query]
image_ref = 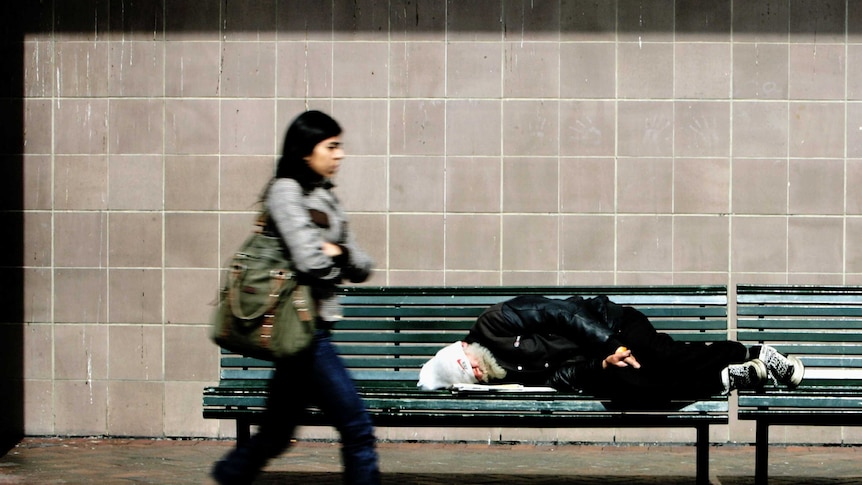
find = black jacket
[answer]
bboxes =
[464,295,627,385]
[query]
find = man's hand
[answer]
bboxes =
[602,346,641,370]
[322,242,343,257]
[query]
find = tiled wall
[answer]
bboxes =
[10,0,862,445]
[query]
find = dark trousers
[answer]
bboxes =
[213,329,381,485]
[582,308,748,402]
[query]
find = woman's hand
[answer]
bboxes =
[321,242,343,257]
[602,346,641,370]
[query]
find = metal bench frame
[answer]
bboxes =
[204,285,729,484]
[736,284,862,485]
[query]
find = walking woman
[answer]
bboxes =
[212,111,381,484]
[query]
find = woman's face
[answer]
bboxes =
[304,136,344,179]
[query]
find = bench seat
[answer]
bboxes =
[736,284,862,485]
[204,285,729,484]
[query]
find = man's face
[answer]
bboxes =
[461,342,485,381]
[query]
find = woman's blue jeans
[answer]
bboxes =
[212,330,381,484]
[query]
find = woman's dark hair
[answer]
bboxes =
[275,110,342,188]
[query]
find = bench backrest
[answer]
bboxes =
[736,285,862,388]
[217,285,728,389]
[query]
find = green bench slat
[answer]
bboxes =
[737,318,862,330]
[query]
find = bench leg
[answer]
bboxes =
[754,420,769,485]
[695,423,710,485]
[236,418,251,445]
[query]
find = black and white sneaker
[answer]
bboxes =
[756,344,804,387]
[725,359,768,392]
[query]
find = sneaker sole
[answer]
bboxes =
[785,355,805,387]
[750,358,769,384]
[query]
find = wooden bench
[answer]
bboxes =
[736,284,862,485]
[204,285,729,484]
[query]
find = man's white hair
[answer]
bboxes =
[463,342,507,382]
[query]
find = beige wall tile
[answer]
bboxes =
[674,158,730,214]
[501,271,558,285]
[23,323,52,379]
[55,155,107,210]
[446,42,502,97]
[617,101,673,157]
[618,42,674,99]
[674,43,731,99]
[54,269,107,323]
[789,2,845,44]
[560,43,615,99]
[503,100,559,156]
[789,44,845,100]
[616,215,673,272]
[276,42,333,98]
[674,102,730,157]
[23,380,53,435]
[618,158,673,214]
[560,100,615,156]
[390,42,445,98]
[389,214,444,271]
[788,217,843,274]
[23,99,52,154]
[164,41,221,97]
[54,212,108,268]
[349,214,389,285]
[54,324,108,380]
[389,157,444,212]
[503,42,560,98]
[560,158,615,213]
[23,155,52,210]
[675,1,731,42]
[732,43,788,99]
[107,381,164,436]
[165,155,219,211]
[848,45,862,100]
[389,100,445,156]
[333,0,389,41]
[447,1,503,41]
[219,213,260,268]
[336,156,388,212]
[108,99,164,155]
[848,160,862,215]
[165,269,220,325]
[23,41,54,98]
[219,156,274,211]
[165,381,219,438]
[109,269,163,324]
[732,158,787,215]
[732,101,789,157]
[501,215,558,271]
[445,214,500,271]
[109,213,162,268]
[54,380,108,435]
[108,41,164,97]
[55,42,109,97]
[24,268,52,323]
[673,216,730,272]
[445,157,501,213]
[445,271,501,286]
[222,0,276,41]
[109,155,164,211]
[731,1,789,43]
[165,99,220,155]
[732,217,788,273]
[165,213,219,268]
[502,157,558,213]
[446,100,502,156]
[54,99,109,154]
[23,212,51,267]
[789,103,845,158]
[332,42,389,98]
[220,42,277,98]
[331,100,389,156]
[503,0,560,42]
[788,159,844,215]
[108,325,163,380]
[165,326,219,381]
[388,270,444,286]
[842,218,862,273]
[220,99,276,156]
[560,215,614,271]
[559,0,616,42]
